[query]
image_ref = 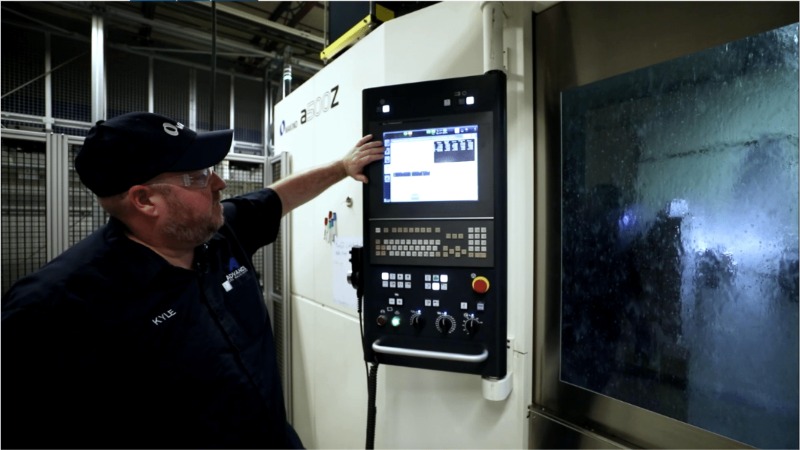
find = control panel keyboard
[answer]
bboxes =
[369,219,494,267]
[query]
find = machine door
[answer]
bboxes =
[534,2,798,448]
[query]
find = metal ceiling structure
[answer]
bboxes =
[1,1,439,89]
[2,1,329,88]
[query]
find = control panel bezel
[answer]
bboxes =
[361,72,507,378]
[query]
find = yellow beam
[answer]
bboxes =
[320,4,396,63]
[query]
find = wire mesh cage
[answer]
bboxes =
[153,59,191,126]
[1,9,274,296]
[234,77,265,148]
[52,36,90,123]
[1,24,46,119]
[107,48,149,119]
[196,71,232,132]
[68,144,108,247]
[1,138,48,295]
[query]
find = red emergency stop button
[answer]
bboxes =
[472,276,490,294]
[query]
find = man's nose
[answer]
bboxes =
[210,170,226,190]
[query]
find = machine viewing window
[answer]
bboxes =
[560,22,798,449]
[382,125,478,203]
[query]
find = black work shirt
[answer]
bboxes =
[2,188,303,449]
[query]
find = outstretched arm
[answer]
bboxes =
[270,134,384,216]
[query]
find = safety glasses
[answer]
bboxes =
[147,167,215,189]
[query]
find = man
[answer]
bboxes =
[2,112,384,449]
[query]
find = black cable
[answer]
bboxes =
[350,246,378,449]
[358,273,378,449]
[366,362,379,449]
[357,270,370,381]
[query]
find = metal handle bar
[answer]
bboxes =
[372,340,489,363]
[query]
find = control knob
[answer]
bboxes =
[435,313,456,334]
[462,314,483,336]
[410,310,425,330]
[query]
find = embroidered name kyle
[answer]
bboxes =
[152,309,177,326]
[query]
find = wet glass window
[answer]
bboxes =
[560,23,798,449]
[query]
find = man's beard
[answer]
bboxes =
[158,187,224,246]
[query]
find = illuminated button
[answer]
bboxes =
[391,316,401,327]
[477,302,485,311]
[472,276,490,294]
[381,272,389,280]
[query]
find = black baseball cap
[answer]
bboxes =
[75,112,233,197]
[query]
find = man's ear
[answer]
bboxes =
[127,185,162,217]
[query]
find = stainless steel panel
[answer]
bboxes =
[528,407,626,449]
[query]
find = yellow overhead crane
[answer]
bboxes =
[320,3,395,63]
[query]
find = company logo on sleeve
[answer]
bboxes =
[222,257,249,292]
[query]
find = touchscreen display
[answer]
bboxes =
[382,125,478,203]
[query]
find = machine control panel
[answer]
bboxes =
[361,72,507,378]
